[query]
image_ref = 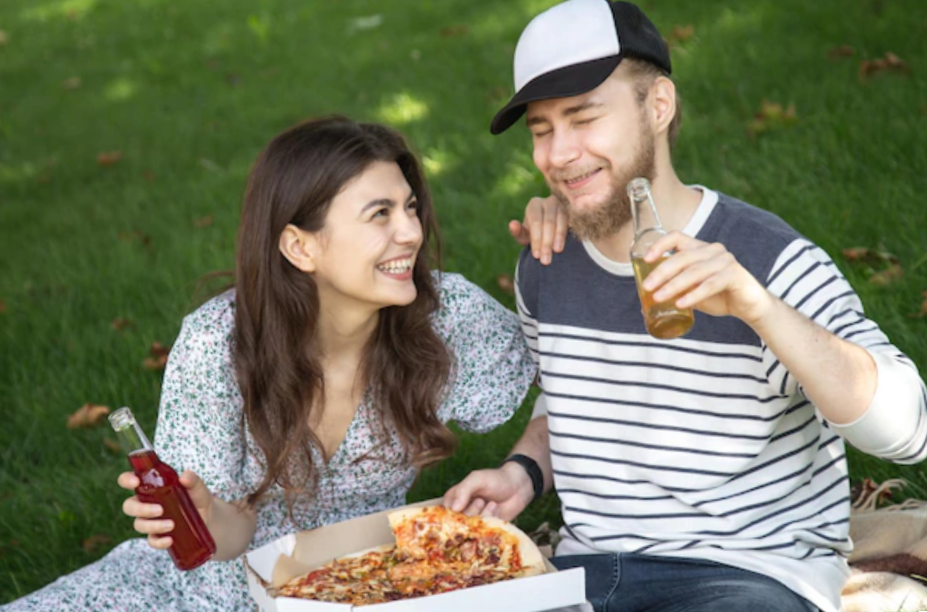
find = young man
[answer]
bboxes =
[444,1,927,611]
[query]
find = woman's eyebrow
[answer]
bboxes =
[360,192,415,214]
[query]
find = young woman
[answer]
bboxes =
[2,116,536,611]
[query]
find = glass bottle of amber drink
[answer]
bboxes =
[109,407,216,570]
[627,177,694,339]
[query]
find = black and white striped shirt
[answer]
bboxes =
[516,188,927,612]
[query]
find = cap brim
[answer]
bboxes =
[490,55,622,135]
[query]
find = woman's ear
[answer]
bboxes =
[649,76,677,137]
[279,224,318,273]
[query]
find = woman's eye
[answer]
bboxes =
[406,199,419,212]
[372,207,389,219]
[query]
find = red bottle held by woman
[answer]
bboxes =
[109,407,216,571]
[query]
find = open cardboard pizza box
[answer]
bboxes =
[244,498,586,612]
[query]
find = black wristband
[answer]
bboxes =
[500,453,544,504]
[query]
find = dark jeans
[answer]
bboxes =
[551,553,819,612]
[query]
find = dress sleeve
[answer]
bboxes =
[153,295,252,501]
[433,273,536,433]
[762,238,927,464]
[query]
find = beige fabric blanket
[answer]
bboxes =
[842,479,927,612]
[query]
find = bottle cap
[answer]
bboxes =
[108,407,136,432]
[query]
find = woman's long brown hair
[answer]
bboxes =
[234,116,456,507]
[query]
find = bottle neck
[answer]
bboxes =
[109,407,154,455]
[115,423,154,455]
[630,189,663,235]
[628,178,665,256]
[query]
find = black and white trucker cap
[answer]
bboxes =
[490,0,671,135]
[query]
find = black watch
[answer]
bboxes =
[500,453,544,504]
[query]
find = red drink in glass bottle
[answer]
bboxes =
[109,407,216,571]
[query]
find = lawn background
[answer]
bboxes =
[1,0,926,602]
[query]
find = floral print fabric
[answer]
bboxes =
[2,272,535,612]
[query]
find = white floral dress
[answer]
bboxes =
[2,273,536,612]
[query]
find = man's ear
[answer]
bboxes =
[649,76,677,136]
[279,224,318,273]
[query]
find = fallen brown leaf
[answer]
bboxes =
[0,30,7,46]
[841,246,898,265]
[81,534,112,553]
[842,247,873,262]
[885,52,905,67]
[666,24,694,47]
[747,100,797,136]
[67,403,111,429]
[497,274,515,295]
[440,24,469,38]
[97,151,123,167]
[117,230,151,247]
[142,170,155,181]
[859,52,910,82]
[909,290,927,319]
[62,76,82,90]
[827,45,854,59]
[869,263,903,286]
[194,215,214,228]
[841,247,904,286]
[143,341,171,370]
[111,317,132,331]
[0,299,6,314]
[103,438,122,454]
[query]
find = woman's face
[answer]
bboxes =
[308,160,424,315]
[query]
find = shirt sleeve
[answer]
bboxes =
[433,272,536,433]
[515,247,541,370]
[762,238,927,463]
[153,295,252,501]
[515,250,549,421]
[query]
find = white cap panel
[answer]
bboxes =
[513,0,620,91]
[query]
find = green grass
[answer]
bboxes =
[1,0,926,602]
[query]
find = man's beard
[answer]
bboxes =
[549,119,656,242]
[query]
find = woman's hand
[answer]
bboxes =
[118,470,214,550]
[509,195,569,265]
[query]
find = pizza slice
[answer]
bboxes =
[274,545,403,605]
[387,505,545,578]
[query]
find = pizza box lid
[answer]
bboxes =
[243,499,586,612]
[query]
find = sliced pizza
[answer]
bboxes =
[274,505,545,605]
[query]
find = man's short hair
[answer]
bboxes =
[621,57,683,150]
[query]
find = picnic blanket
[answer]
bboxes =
[842,479,927,612]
